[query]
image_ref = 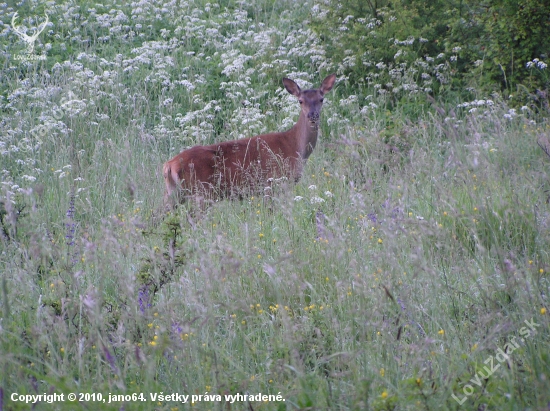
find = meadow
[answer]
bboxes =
[1,0,549,409]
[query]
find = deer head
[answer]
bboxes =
[283,74,336,130]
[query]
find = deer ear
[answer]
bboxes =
[320,74,336,94]
[283,78,301,97]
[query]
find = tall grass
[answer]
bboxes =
[1,0,549,410]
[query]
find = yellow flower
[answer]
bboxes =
[471,343,478,351]
[60,347,65,353]
[541,308,547,315]
[379,368,385,377]
[377,238,383,244]
[381,391,388,399]
[438,329,445,335]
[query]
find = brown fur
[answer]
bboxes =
[163,74,336,208]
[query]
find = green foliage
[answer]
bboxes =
[473,0,550,91]
[311,0,550,105]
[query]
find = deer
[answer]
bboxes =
[163,74,336,209]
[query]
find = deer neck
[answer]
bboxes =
[291,111,319,160]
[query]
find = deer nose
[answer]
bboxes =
[308,112,320,123]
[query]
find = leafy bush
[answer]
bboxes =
[311,0,550,106]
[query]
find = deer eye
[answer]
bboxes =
[320,98,324,102]
[299,100,303,104]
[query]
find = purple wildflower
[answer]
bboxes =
[65,189,78,265]
[138,285,152,313]
[102,344,118,373]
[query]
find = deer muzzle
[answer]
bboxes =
[308,112,320,124]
